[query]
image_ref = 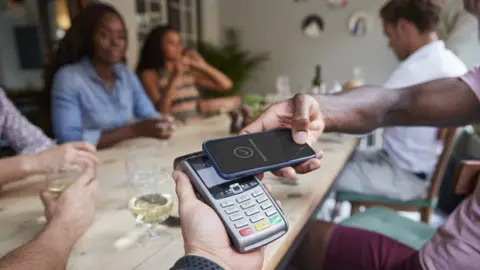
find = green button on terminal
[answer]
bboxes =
[269,215,282,225]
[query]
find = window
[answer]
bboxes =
[168,0,198,48]
[135,0,199,48]
[135,0,168,45]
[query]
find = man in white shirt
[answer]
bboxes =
[334,0,468,201]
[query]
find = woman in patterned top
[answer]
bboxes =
[0,88,98,185]
[136,25,232,121]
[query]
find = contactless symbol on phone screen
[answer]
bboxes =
[234,147,254,159]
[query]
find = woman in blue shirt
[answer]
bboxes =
[46,3,173,149]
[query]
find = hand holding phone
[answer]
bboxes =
[240,94,323,179]
[203,128,317,179]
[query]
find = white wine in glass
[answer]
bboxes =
[47,166,86,195]
[48,182,71,194]
[126,161,174,244]
[128,193,174,224]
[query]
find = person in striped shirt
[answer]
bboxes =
[137,25,232,122]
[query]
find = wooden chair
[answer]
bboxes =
[335,128,458,224]
[338,156,480,250]
[452,159,480,196]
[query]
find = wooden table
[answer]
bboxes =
[0,116,356,270]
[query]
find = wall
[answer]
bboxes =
[441,0,480,68]
[201,0,220,45]
[217,0,480,95]
[0,1,139,88]
[218,0,397,94]
[0,0,43,90]
[101,0,139,69]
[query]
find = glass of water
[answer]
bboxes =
[157,113,175,148]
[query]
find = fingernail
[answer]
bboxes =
[172,171,180,183]
[309,164,318,171]
[294,131,308,144]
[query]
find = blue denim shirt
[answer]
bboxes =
[51,57,158,145]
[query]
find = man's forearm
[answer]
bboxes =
[318,78,480,133]
[0,220,78,270]
[318,85,399,134]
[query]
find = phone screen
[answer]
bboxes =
[189,155,258,199]
[190,155,233,188]
[203,129,316,176]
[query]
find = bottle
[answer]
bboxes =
[276,76,291,97]
[311,65,326,94]
[331,80,342,94]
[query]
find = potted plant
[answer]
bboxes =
[196,28,269,116]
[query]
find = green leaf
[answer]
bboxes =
[197,28,269,98]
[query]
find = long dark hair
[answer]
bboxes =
[136,25,177,74]
[44,3,127,94]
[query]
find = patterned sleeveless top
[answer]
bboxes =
[157,69,200,121]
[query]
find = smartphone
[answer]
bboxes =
[175,152,288,253]
[202,128,316,179]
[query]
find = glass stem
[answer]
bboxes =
[146,224,161,238]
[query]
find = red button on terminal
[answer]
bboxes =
[239,227,253,236]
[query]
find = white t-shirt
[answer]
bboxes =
[382,40,468,173]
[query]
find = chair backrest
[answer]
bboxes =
[426,128,458,201]
[453,160,480,196]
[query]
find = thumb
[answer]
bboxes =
[40,190,56,209]
[291,94,311,144]
[72,165,96,187]
[172,170,197,205]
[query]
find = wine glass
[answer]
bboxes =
[46,163,88,196]
[157,113,175,148]
[126,156,174,245]
[40,164,91,225]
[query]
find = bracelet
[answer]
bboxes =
[171,255,225,270]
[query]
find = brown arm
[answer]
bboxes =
[191,64,233,91]
[96,124,138,149]
[319,77,480,134]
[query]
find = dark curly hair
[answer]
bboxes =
[44,3,127,93]
[380,0,444,33]
[136,25,177,74]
